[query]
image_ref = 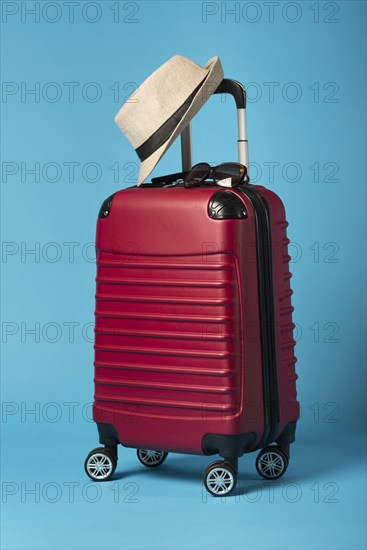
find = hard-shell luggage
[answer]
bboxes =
[84,79,300,496]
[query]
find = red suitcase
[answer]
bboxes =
[84,80,300,496]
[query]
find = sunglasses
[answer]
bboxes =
[151,162,248,188]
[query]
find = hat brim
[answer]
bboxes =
[136,56,223,186]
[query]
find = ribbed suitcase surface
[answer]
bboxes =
[94,252,242,419]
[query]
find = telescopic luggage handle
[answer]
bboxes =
[180,78,249,174]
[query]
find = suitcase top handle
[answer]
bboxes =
[180,78,248,174]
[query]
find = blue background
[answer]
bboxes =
[1,1,366,549]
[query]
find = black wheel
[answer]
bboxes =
[255,446,288,480]
[84,448,117,481]
[204,461,237,497]
[137,449,168,468]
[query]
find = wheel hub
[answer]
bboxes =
[146,451,157,459]
[87,453,113,479]
[258,451,285,478]
[206,467,235,495]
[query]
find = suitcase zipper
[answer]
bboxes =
[238,186,280,448]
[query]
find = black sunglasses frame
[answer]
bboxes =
[151,162,249,187]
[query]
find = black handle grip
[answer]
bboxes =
[213,79,246,109]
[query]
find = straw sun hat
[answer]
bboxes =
[114,55,224,186]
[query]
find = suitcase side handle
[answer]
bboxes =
[180,78,249,174]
